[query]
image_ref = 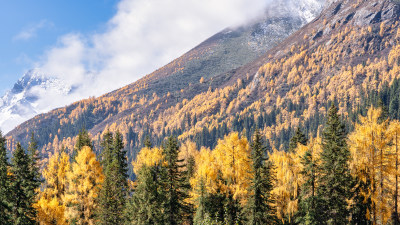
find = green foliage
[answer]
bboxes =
[0,131,12,225]
[162,136,193,225]
[72,128,93,161]
[96,131,128,224]
[289,127,308,153]
[10,143,38,224]
[125,165,166,225]
[297,150,322,225]
[246,128,276,225]
[317,104,352,224]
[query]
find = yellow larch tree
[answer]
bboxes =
[64,146,104,225]
[348,107,393,224]
[132,146,164,175]
[269,136,321,223]
[213,132,252,201]
[35,149,70,225]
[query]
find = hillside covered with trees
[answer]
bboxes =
[4,0,400,223]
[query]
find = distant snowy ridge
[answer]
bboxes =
[0,69,72,133]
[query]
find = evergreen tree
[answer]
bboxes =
[96,131,128,224]
[27,133,41,207]
[72,128,93,160]
[297,149,322,225]
[246,129,276,225]
[0,131,12,224]
[162,136,192,225]
[10,143,38,224]
[318,104,352,224]
[289,127,308,153]
[125,165,166,225]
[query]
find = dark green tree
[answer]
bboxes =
[27,133,41,206]
[10,143,38,224]
[162,136,192,225]
[350,174,372,225]
[246,129,276,225]
[72,128,93,160]
[296,149,322,225]
[125,165,166,225]
[0,131,12,224]
[96,131,128,224]
[289,127,308,152]
[317,104,352,224]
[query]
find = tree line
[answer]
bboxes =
[2,103,400,224]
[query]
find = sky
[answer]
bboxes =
[0,0,120,93]
[0,0,271,132]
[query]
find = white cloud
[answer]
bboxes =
[37,0,270,95]
[14,20,52,41]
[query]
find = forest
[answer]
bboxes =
[1,102,400,225]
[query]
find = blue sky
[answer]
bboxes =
[0,0,119,92]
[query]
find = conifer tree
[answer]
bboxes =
[289,127,308,153]
[297,149,321,225]
[162,136,192,225]
[72,128,93,161]
[0,131,12,224]
[27,133,41,205]
[96,131,128,224]
[125,144,166,225]
[318,104,352,224]
[10,143,38,224]
[247,129,276,225]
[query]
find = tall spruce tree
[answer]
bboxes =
[0,131,12,224]
[162,136,192,225]
[10,143,38,224]
[27,133,41,207]
[297,149,322,225]
[289,127,308,153]
[96,131,128,224]
[318,104,352,224]
[125,165,166,225]
[247,129,276,225]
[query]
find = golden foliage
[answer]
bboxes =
[64,146,104,225]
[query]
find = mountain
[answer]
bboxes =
[9,0,400,168]
[6,0,326,153]
[0,69,73,133]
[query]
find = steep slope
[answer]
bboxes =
[6,0,325,153]
[10,0,400,159]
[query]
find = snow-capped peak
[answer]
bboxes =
[0,69,73,133]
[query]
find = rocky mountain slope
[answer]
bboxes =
[6,0,326,153]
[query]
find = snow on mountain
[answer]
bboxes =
[0,69,73,133]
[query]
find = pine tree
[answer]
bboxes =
[125,164,166,225]
[318,104,352,224]
[27,133,41,207]
[162,136,192,225]
[72,128,93,161]
[297,148,321,225]
[289,127,308,153]
[96,131,128,224]
[247,129,276,225]
[10,143,38,224]
[0,131,12,224]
